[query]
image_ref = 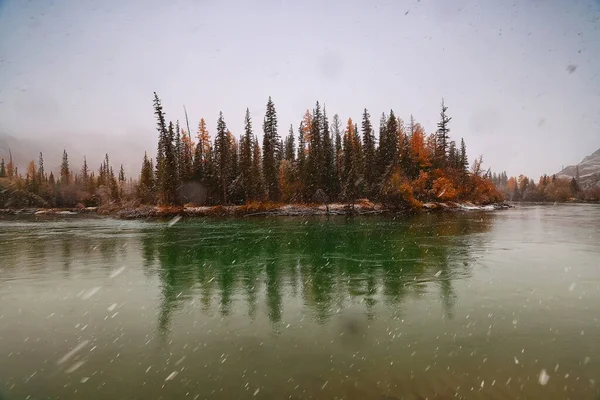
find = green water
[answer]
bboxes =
[0,205,599,399]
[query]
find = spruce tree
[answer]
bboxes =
[332,114,342,199]
[38,152,45,183]
[153,92,168,179]
[193,118,209,183]
[262,97,280,201]
[138,152,155,204]
[241,108,254,202]
[82,156,89,184]
[175,120,182,181]
[307,101,323,194]
[119,164,125,183]
[297,122,307,199]
[60,149,70,185]
[251,136,264,200]
[215,112,230,204]
[459,138,468,174]
[284,124,295,162]
[321,107,335,195]
[179,129,193,182]
[0,159,5,178]
[376,112,387,178]
[361,109,376,194]
[448,140,458,169]
[378,110,398,178]
[436,98,452,167]
[342,118,361,206]
[159,122,178,204]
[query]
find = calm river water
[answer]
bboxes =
[0,205,599,399]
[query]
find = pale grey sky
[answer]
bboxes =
[1,0,599,178]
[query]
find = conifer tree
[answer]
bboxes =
[251,136,264,200]
[436,98,452,167]
[361,109,376,192]
[179,128,193,182]
[378,110,398,178]
[459,138,468,174]
[284,124,295,162]
[60,150,70,185]
[138,152,155,204]
[81,156,89,184]
[154,92,168,178]
[321,107,335,195]
[240,108,254,202]
[306,101,323,194]
[175,120,182,180]
[262,97,280,200]
[193,118,210,182]
[0,159,5,178]
[215,112,230,204]
[38,152,45,183]
[332,114,343,198]
[342,118,361,205]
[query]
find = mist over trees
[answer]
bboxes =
[0,93,503,210]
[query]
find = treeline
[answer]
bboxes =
[0,150,131,208]
[0,93,502,210]
[143,93,500,208]
[491,171,600,202]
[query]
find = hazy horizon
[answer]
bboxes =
[1,0,599,178]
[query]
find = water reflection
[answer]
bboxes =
[143,214,494,338]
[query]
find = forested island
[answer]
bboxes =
[490,170,600,203]
[0,94,505,217]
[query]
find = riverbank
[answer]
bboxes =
[0,201,512,219]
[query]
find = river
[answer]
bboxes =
[0,204,599,399]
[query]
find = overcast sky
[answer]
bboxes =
[1,0,599,178]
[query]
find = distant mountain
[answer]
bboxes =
[556,148,600,189]
[0,132,152,178]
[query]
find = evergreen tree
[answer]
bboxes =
[0,159,5,178]
[5,150,14,180]
[459,138,469,174]
[262,97,280,200]
[81,156,89,184]
[361,109,376,192]
[158,122,178,204]
[296,122,307,198]
[215,111,230,204]
[175,120,182,181]
[38,152,45,183]
[180,129,194,182]
[109,166,119,200]
[227,131,239,200]
[436,98,452,167]
[321,107,335,195]
[240,108,254,202]
[119,164,125,183]
[251,136,264,200]
[332,114,342,198]
[193,118,210,182]
[378,110,398,178]
[60,149,70,185]
[138,152,155,204]
[284,124,295,162]
[570,177,579,194]
[342,118,362,205]
[153,92,168,179]
[448,140,458,169]
[306,101,323,194]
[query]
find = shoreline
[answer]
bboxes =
[0,201,512,219]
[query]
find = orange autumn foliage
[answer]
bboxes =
[380,168,423,210]
[431,176,458,201]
